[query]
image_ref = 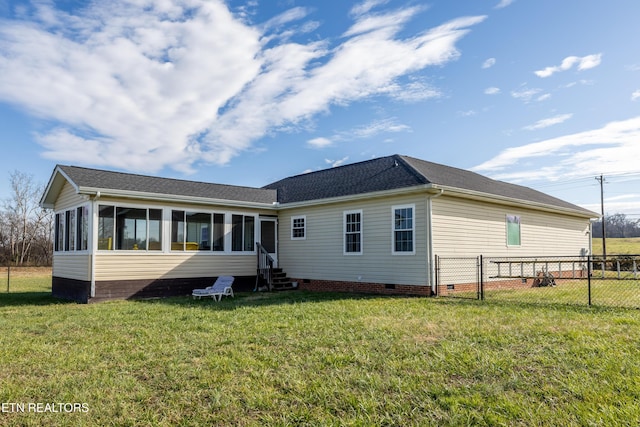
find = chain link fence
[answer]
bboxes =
[0,265,52,294]
[435,255,640,309]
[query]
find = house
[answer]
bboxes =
[40,154,597,303]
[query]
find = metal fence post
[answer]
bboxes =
[434,255,439,296]
[587,255,591,306]
[479,255,484,301]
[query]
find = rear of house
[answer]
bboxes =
[41,155,597,302]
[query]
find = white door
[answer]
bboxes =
[259,217,278,267]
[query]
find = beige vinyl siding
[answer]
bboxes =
[52,253,91,281]
[432,196,591,257]
[278,195,428,286]
[94,253,255,281]
[54,181,85,211]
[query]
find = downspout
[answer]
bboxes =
[90,191,101,299]
[426,189,444,294]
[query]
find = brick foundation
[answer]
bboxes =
[293,278,433,296]
[436,270,587,296]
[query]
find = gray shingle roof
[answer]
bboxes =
[58,165,277,204]
[52,155,595,216]
[264,154,595,215]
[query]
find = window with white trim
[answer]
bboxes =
[98,205,162,251]
[291,216,306,240]
[344,210,362,254]
[506,214,521,246]
[171,210,226,251]
[392,204,415,254]
[54,206,89,252]
[231,214,255,252]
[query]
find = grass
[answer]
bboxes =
[483,279,640,308]
[592,237,640,255]
[1,271,640,426]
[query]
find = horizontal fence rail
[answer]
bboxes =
[435,255,640,309]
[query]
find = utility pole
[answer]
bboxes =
[596,175,606,260]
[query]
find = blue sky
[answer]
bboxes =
[1,0,639,217]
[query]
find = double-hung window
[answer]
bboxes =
[392,204,415,255]
[291,216,306,240]
[344,210,362,255]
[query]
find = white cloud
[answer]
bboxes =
[473,116,640,182]
[350,118,410,138]
[383,79,441,102]
[0,0,485,173]
[307,137,333,148]
[482,58,496,69]
[534,54,602,78]
[309,117,411,147]
[485,87,500,95]
[495,0,514,9]
[350,0,390,17]
[458,110,477,117]
[511,87,544,103]
[325,157,350,168]
[632,90,640,101]
[523,113,572,131]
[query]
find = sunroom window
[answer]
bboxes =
[98,205,162,251]
[232,214,255,252]
[171,210,226,251]
[54,206,88,252]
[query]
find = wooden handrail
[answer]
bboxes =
[255,242,275,291]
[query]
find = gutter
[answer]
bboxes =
[78,187,277,210]
[426,189,444,294]
[275,184,436,209]
[433,185,597,219]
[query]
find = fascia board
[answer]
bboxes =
[76,186,278,210]
[40,167,80,209]
[275,185,436,209]
[433,184,599,219]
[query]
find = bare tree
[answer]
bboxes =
[2,171,53,266]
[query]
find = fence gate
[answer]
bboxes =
[434,255,482,299]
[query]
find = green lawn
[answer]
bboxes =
[592,237,640,255]
[483,279,640,308]
[1,275,640,426]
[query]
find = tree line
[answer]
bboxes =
[1,171,54,266]
[591,213,640,238]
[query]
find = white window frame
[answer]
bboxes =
[343,209,363,255]
[54,205,90,253]
[291,215,306,240]
[392,204,416,255]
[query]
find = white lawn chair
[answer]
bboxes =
[192,276,235,301]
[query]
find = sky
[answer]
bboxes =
[0,0,639,217]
